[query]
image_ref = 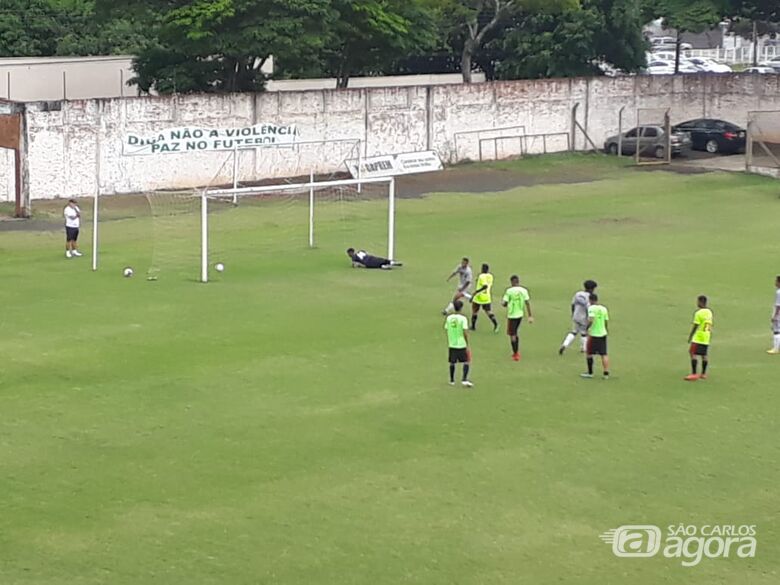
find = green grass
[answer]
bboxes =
[1,157,778,584]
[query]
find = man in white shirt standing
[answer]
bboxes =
[768,275,780,355]
[63,199,83,258]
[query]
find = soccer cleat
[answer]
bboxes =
[461,380,473,388]
[65,251,72,258]
[558,346,565,356]
[72,250,83,257]
[493,323,500,333]
[603,374,610,380]
[448,381,455,386]
[580,373,593,379]
[511,353,520,361]
[767,349,780,355]
[699,374,708,380]
[684,374,700,381]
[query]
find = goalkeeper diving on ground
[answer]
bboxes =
[347,248,403,269]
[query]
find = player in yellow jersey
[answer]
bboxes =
[470,264,499,332]
[685,295,713,381]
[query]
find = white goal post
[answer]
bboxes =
[201,176,396,283]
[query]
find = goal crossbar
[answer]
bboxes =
[205,176,393,198]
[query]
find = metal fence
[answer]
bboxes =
[684,46,780,64]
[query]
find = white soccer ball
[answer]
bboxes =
[123,267,134,278]
[215,262,225,273]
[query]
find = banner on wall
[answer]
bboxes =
[346,150,443,179]
[122,123,298,156]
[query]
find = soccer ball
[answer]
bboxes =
[215,262,225,273]
[123,267,134,278]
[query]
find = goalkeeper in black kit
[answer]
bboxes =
[347,248,403,270]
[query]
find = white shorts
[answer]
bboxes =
[572,320,588,336]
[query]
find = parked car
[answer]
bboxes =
[604,125,692,158]
[759,56,780,71]
[650,37,692,51]
[645,58,699,75]
[745,66,777,74]
[671,119,746,154]
[687,57,732,73]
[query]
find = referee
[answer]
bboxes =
[63,199,83,258]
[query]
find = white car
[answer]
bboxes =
[687,57,732,73]
[745,66,777,74]
[759,56,780,71]
[646,58,699,74]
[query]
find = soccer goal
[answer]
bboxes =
[200,175,396,282]
[746,110,780,179]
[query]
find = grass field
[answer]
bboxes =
[1,154,778,584]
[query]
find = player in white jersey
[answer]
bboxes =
[768,275,780,354]
[442,257,473,315]
[559,280,598,355]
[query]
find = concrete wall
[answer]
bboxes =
[9,73,780,201]
[0,56,141,102]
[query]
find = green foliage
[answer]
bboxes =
[129,0,332,93]
[0,0,154,57]
[478,0,645,80]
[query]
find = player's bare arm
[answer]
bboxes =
[526,301,534,324]
[688,324,699,344]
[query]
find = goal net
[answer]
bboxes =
[201,177,396,283]
[746,110,780,178]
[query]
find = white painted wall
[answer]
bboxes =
[10,73,780,201]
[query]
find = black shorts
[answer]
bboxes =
[472,302,492,312]
[65,227,79,242]
[690,342,709,356]
[506,317,523,336]
[362,256,390,269]
[448,348,469,363]
[587,336,608,355]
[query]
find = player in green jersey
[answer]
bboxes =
[685,295,713,381]
[444,300,473,387]
[471,263,499,332]
[501,275,533,361]
[582,293,610,379]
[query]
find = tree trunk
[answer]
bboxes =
[752,20,759,67]
[461,41,474,83]
[674,32,681,74]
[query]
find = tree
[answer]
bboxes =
[438,0,576,83]
[0,0,155,58]
[119,0,332,94]
[276,0,438,88]
[644,0,728,72]
[729,0,780,65]
[481,0,645,80]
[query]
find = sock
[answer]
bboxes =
[462,292,472,301]
[587,357,594,375]
[774,333,780,350]
[489,314,498,328]
[702,360,708,375]
[449,364,455,383]
[580,337,587,352]
[471,315,477,329]
[691,359,698,374]
[463,364,470,381]
[511,339,519,354]
[603,370,610,377]
[562,332,575,348]
[444,302,454,313]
